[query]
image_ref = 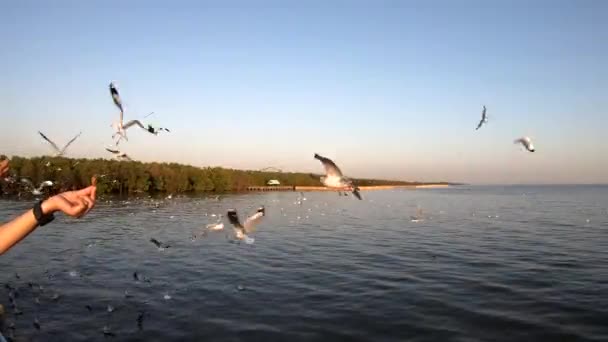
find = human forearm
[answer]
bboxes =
[0,202,53,255]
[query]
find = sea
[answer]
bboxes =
[0,185,607,341]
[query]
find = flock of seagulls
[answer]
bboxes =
[0,85,543,338]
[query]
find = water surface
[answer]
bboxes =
[1,186,607,341]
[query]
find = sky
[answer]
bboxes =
[1,0,606,184]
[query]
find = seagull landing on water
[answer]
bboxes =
[314,153,362,200]
[38,131,82,157]
[105,147,133,161]
[227,207,265,244]
[476,105,488,130]
[514,137,535,152]
[21,179,53,196]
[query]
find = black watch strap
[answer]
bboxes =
[33,200,55,226]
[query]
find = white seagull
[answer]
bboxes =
[21,179,53,196]
[314,153,362,200]
[514,137,536,152]
[227,207,265,244]
[38,131,82,157]
[109,82,161,145]
[105,147,133,161]
[475,105,488,130]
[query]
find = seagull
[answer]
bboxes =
[137,311,146,330]
[20,178,53,196]
[314,153,362,200]
[514,137,535,152]
[410,207,426,222]
[475,105,488,130]
[227,207,265,244]
[150,238,170,250]
[109,82,158,145]
[38,131,82,157]
[102,325,116,337]
[105,147,133,161]
[33,317,41,330]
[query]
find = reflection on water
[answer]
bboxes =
[1,186,607,341]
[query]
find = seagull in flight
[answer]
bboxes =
[38,131,82,157]
[314,153,362,200]
[105,147,133,161]
[475,105,488,130]
[514,137,535,152]
[109,82,159,145]
[227,207,265,244]
[21,179,53,196]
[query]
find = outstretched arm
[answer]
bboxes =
[0,158,8,178]
[0,185,97,255]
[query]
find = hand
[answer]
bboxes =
[42,185,97,218]
[0,159,8,178]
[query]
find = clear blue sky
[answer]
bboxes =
[1,0,606,184]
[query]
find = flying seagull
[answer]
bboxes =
[105,147,133,161]
[38,131,82,156]
[20,179,53,196]
[514,137,535,152]
[227,207,265,244]
[109,82,159,145]
[314,153,362,200]
[475,105,488,130]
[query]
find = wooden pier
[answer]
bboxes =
[246,186,295,191]
[246,184,449,192]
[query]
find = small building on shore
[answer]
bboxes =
[267,179,281,186]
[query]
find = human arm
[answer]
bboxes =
[0,185,97,255]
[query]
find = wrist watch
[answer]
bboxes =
[33,200,55,226]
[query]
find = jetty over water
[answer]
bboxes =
[246,184,449,192]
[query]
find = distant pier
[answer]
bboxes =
[246,184,449,192]
[246,186,295,191]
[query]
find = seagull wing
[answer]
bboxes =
[476,106,487,130]
[514,137,534,151]
[314,153,343,177]
[227,209,243,229]
[106,148,120,154]
[150,238,162,248]
[243,207,265,233]
[38,132,61,153]
[60,132,82,154]
[352,186,362,200]
[123,120,146,130]
[20,178,34,189]
[40,181,53,188]
[109,83,124,114]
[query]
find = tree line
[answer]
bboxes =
[0,156,443,196]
